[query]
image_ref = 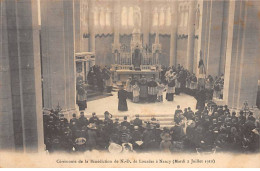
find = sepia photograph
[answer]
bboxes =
[0,0,259,168]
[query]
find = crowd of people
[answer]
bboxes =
[86,65,113,93]
[43,63,259,154]
[117,64,224,112]
[43,102,259,154]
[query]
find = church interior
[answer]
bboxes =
[0,0,260,153]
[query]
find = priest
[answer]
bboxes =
[139,75,148,102]
[147,77,158,103]
[118,82,128,111]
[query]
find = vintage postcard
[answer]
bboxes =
[0,0,259,168]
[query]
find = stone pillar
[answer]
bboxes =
[74,0,89,52]
[88,0,95,52]
[219,0,229,75]
[223,0,259,109]
[206,1,225,77]
[170,1,178,67]
[186,1,196,72]
[0,0,15,151]
[41,0,76,115]
[1,0,44,152]
[113,0,120,49]
[74,0,81,53]
[142,0,150,47]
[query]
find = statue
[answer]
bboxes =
[133,6,141,32]
[195,4,200,30]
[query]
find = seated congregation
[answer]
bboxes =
[43,102,260,154]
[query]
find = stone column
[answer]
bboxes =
[74,0,81,53]
[41,0,76,115]
[142,0,150,47]
[223,0,259,109]
[186,1,196,73]
[0,0,15,151]
[2,0,44,152]
[169,1,178,67]
[88,0,95,52]
[112,0,121,64]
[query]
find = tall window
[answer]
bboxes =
[153,8,159,26]
[100,8,105,26]
[94,8,99,26]
[179,4,189,28]
[153,7,171,28]
[121,7,127,26]
[105,9,111,26]
[121,6,138,28]
[166,7,171,26]
[159,9,165,26]
[128,7,134,26]
[94,7,111,27]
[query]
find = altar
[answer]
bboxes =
[111,8,162,83]
[114,69,160,83]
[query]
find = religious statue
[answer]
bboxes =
[133,6,141,32]
[195,4,200,30]
[132,48,142,70]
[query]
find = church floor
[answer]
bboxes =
[85,91,197,119]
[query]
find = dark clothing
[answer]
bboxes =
[89,116,100,125]
[78,116,88,129]
[133,118,143,127]
[121,121,131,129]
[195,89,206,111]
[118,89,128,111]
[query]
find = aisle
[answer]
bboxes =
[85,91,196,117]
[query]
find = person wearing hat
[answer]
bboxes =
[89,112,100,125]
[117,82,128,111]
[121,116,131,129]
[126,77,133,100]
[132,81,140,103]
[104,111,113,125]
[69,113,78,140]
[139,75,148,102]
[147,77,158,103]
[78,112,89,130]
[132,114,143,127]
[59,114,69,128]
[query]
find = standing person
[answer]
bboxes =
[126,77,133,100]
[78,112,88,130]
[118,82,128,111]
[89,112,100,125]
[103,67,113,93]
[195,88,207,112]
[132,81,140,103]
[157,80,165,102]
[139,75,148,102]
[147,77,158,103]
[166,75,176,101]
[76,85,87,111]
[190,74,198,97]
[96,66,104,92]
